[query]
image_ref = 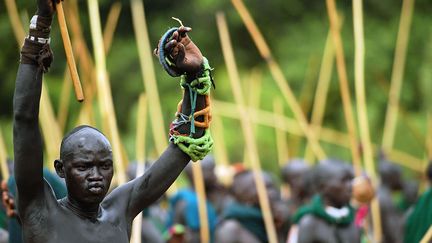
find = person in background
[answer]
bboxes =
[288,160,360,243]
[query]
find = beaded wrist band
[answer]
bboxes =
[169,57,214,161]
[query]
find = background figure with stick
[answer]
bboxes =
[11,0,213,242]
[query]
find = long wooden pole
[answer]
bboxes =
[191,162,210,243]
[56,2,84,102]
[211,115,230,166]
[325,0,362,176]
[352,0,382,241]
[131,94,148,243]
[382,0,415,151]
[273,98,289,165]
[0,129,9,180]
[87,0,126,185]
[4,0,26,45]
[212,100,425,172]
[130,0,168,155]
[231,0,326,160]
[103,2,122,54]
[304,30,335,163]
[216,12,278,243]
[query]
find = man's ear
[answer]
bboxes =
[54,159,65,178]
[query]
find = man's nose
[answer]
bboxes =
[88,167,103,180]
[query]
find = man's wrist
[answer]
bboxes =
[29,15,53,39]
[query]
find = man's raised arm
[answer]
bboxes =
[13,0,56,209]
[124,26,214,218]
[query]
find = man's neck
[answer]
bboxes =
[61,197,100,220]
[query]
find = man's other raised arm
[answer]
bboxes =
[13,0,55,208]
[124,26,214,218]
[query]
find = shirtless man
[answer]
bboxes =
[289,160,360,243]
[12,0,213,242]
[215,170,281,243]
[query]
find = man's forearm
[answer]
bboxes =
[13,14,53,201]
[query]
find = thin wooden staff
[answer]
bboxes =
[4,0,25,45]
[243,68,262,164]
[273,98,289,166]
[420,225,432,243]
[0,129,10,180]
[352,0,382,241]
[304,30,335,163]
[382,0,415,151]
[211,115,230,166]
[130,0,168,155]
[131,93,148,243]
[212,100,425,172]
[103,2,122,54]
[191,162,210,243]
[231,0,326,161]
[325,0,362,176]
[298,56,320,115]
[428,112,432,160]
[87,0,126,185]
[56,1,84,102]
[40,83,63,170]
[216,12,278,243]
[58,69,72,132]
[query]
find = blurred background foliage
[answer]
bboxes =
[0,0,431,176]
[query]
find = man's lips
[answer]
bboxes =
[88,183,104,194]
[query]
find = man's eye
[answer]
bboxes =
[102,163,112,170]
[77,166,87,171]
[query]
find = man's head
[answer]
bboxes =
[378,160,403,191]
[281,158,310,198]
[54,125,113,206]
[231,170,279,207]
[315,159,353,208]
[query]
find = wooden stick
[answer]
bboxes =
[40,83,63,170]
[352,0,382,241]
[273,98,289,165]
[382,0,415,151]
[0,129,9,180]
[325,0,362,176]
[216,12,278,243]
[58,69,72,132]
[212,100,425,172]
[191,162,210,243]
[103,2,122,54]
[87,0,126,185]
[4,0,26,44]
[428,112,432,160]
[130,0,168,155]
[211,115,230,166]
[420,225,432,243]
[231,0,326,160]
[304,30,335,163]
[130,94,147,243]
[56,1,84,102]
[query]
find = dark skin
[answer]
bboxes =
[13,1,207,242]
[296,162,360,243]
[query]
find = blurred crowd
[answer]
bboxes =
[0,155,430,243]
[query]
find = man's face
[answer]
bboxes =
[60,128,114,205]
[323,168,353,208]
